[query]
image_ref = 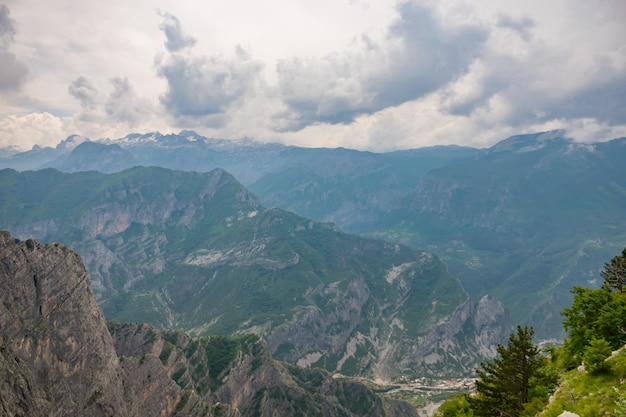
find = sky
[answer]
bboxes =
[0,0,625,152]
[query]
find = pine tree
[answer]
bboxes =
[470,326,543,417]
[601,247,626,292]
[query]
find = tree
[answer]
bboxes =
[561,285,614,358]
[582,337,612,373]
[601,247,626,293]
[562,277,626,359]
[469,326,544,417]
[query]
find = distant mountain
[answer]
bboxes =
[368,132,626,337]
[247,145,479,228]
[0,167,506,379]
[58,141,136,173]
[0,231,418,417]
[0,131,479,228]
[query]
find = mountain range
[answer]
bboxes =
[0,167,507,380]
[369,131,626,336]
[2,129,623,341]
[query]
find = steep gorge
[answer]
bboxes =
[0,231,418,417]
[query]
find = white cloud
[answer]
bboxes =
[273,1,488,130]
[157,43,264,125]
[0,0,624,151]
[0,112,68,149]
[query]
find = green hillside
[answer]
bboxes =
[371,134,626,338]
[0,166,489,379]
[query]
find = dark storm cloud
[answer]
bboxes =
[273,1,488,131]
[159,12,196,52]
[68,76,99,108]
[0,5,28,93]
[157,51,263,120]
[377,2,488,106]
[156,14,263,124]
[440,3,626,130]
[442,41,626,128]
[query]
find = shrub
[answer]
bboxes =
[583,338,612,374]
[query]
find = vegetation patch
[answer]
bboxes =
[435,247,626,417]
[159,344,172,365]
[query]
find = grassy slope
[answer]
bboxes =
[539,347,626,416]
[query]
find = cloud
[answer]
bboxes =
[495,14,535,41]
[105,77,152,126]
[0,5,28,93]
[1,0,625,152]
[273,0,488,131]
[437,1,626,135]
[68,76,99,109]
[159,11,196,52]
[68,75,153,128]
[550,79,626,125]
[156,13,263,126]
[0,4,16,45]
[0,112,67,149]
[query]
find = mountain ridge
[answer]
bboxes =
[2,129,622,345]
[0,167,507,379]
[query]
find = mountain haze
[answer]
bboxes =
[0,131,479,228]
[1,129,622,338]
[59,141,136,173]
[373,131,626,336]
[0,167,506,379]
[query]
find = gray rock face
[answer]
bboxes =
[0,232,418,417]
[0,231,129,416]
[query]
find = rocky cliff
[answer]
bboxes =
[0,231,417,417]
[0,231,206,416]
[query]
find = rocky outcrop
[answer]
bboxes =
[397,295,508,376]
[0,231,130,416]
[107,323,418,417]
[0,232,417,417]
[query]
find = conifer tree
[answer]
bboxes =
[601,247,626,292]
[470,326,543,417]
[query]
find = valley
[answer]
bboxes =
[0,166,507,380]
[1,129,624,387]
